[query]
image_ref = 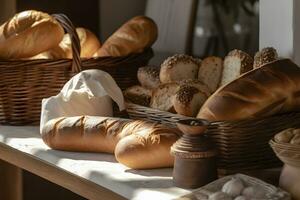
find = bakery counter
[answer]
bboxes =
[0,126,190,200]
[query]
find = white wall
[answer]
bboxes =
[260,0,300,65]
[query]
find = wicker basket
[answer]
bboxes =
[0,14,153,125]
[126,103,300,173]
[176,174,291,200]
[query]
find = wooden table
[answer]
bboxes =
[0,126,191,200]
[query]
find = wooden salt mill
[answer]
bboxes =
[171,119,218,189]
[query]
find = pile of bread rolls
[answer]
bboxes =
[0,10,157,60]
[125,47,283,120]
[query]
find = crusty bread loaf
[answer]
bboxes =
[254,47,278,69]
[41,116,130,153]
[220,49,253,86]
[41,116,180,169]
[0,10,64,59]
[123,85,152,106]
[94,16,157,57]
[160,54,200,83]
[30,27,101,59]
[137,66,160,89]
[173,85,208,117]
[115,121,180,169]
[150,82,180,112]
[198,56,223,93]
[197,59,300,121]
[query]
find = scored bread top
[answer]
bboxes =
[197,59,300,121]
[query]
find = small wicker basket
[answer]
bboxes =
[126,103,300,173]
[0,14,153,125]
[176,174,291,200]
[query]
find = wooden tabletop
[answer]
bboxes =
[0,126,191,200]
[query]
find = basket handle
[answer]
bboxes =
[52,14,82,73]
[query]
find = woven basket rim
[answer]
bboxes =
[126,102,300,124]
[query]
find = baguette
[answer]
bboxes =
[94,16,157,57]
[41,116,180,169]
[0,10,64,59]
[198,59,300,121]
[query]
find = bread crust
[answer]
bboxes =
[198,59,300,121]
[0,10,64,59]
[94,16,157,57]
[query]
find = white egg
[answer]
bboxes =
[242,186,265,199]
[209,191,233,200]
[222,178,245,197]
[234,196,248,200]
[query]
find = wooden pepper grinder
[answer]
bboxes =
[171,119,218,189]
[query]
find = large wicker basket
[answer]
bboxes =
[0,14,153,125]
[126,103,300,174]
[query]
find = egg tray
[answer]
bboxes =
[175,174,291,200]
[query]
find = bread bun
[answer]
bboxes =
[94,16,157,57]
[179,79,211,97]
[198,56,223,93]
[220,49,253,86]
[115,121,180,169]
[123,85,152,106]
[30,27,101,59]
[150,82,180,112]
[137,66,160,89]
[173,85,208,117]
[254,47,278,69]
[0,10,64,59]
[160,54,200,83]
[198,59,300,121]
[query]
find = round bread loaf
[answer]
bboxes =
[0,10,64,59]
[160,54,200,83]
[115,121,180,169]
[254,47,278,69]
[198,59,300,121]
[137,66,160,89]
[174,85,209,117]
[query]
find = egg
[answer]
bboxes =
[222,178,245,197]
[242,186,265,199]
[209,192,233,200]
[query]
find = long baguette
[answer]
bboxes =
[41,116,180,169]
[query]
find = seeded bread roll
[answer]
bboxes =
[150,82,180,112]
[254,47,278,69]
[179,79,211,98]
[123,85,152,106]
[198,56,223,92]
[160,54,200,83]
[198,59,300,121]
[220,49,253,86]
[173,85,208,117]
[137,66,160,89]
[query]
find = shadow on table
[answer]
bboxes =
[32,149,118,164]
[125,168,173,177]
[88,170,187,199]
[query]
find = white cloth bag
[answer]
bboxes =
[40,69,125,133]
